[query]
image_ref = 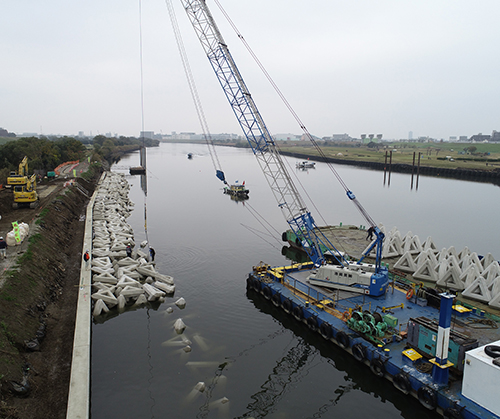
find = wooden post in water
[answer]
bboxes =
[411,151,416,189]
[384,151,388,185]
[388,150,392,186]
[416,152,421,190]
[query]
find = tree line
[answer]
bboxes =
[0,135,158,182]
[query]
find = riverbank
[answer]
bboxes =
[160,139,500,184]
[0,167,101,418]
[279,150,500,184]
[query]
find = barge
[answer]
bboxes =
[179,2,500,417]
[247,260,500,419]
[129,166,145,175]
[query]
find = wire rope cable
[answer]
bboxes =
[138,0,150,247]
[213,0,376,228]
[165,0,226,181]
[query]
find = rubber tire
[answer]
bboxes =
[282,232,288,242]
[282,299,292,314]
[444,407,462,419]
[307,316,318,332]
[293,305,304,322]
[370,358,385,377]
[246,276,253,290]
[263,286,272,300]
[484,345,500,358]
[393,373,411,395]
[352,343,365,362]
[417,386,437,410]
[336,331,349,349]
[320,322,333,340]
[272,292,281,307]
[252,279,261,292]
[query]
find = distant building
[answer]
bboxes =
[331,133,352,141]
[162,132,242,141]
[470,133,491,142]
[140,131,155,139]
[459,136,468,142]
[449,136,457,142]
[273,133,301,141]
[408,131,413,140]
[491,130,500,142]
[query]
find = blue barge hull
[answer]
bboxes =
[247,262,500,419]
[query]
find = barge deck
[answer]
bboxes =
[248,261,500,419]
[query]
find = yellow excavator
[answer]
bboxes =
[7,156,39,208]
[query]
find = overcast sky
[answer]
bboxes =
[2,0,499,140]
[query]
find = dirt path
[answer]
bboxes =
[0,173,100,418]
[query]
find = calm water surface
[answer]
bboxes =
[91,143,498,419]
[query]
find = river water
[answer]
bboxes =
[91,142,499,419]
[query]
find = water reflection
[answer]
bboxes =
[281,245,310,264]
[246,290,441,419]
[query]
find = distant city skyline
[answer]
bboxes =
[2,1,500,142]
[5,127,496,143]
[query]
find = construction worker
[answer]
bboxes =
[0,237,7,259]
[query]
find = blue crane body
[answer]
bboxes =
[180,0,388,296]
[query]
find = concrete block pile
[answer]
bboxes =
[369,225,500,309]
[89,172,176,318]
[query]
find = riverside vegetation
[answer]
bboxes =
[0,135,158,418]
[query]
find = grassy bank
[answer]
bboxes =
[276,142,500,172]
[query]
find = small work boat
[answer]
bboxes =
[129,166,146,175]
[296,160,316,169]
[223,182,249,199]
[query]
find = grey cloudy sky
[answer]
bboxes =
[2,0,499,140]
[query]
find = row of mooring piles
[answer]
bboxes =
[374,225,500,309]
[89,172,176,318]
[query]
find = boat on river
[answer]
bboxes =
[223,182,249,199]
[296,160,316,169]
[181,2,500,417]
[248,226,500,419]
[129,166,145,175]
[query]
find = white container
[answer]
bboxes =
[462,339,500,416]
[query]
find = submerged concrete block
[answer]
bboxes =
[155,273,175,285]
[154,281,175,294]
[92,272,118,285]
[117,275,142,289]
[117,294,127,312]
[120,285,145,299]
[174,318,186,334]
[143,283,166,301]
[93,299,109,317]
[91,289,118,307]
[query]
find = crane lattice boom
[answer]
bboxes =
[181,0,332,265]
